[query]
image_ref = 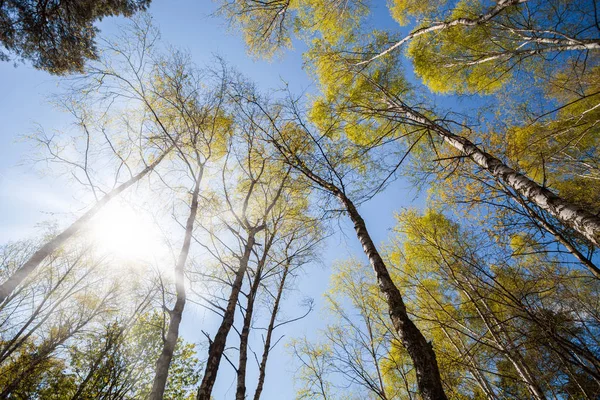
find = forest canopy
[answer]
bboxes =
[1,0,599,399]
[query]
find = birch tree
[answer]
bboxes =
[228,84,449,400]
[215,0,600,250]
[0,19,177,304]
[148,52,232,400]
[194,113,314,399]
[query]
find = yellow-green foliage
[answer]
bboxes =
[279,121,315,156]
[307,33,410,146]
[407,24,509,94]
[379,341,417,396]
[404,0,523,94]
[221,0,298,58]
[221,0,370,57]
[388,0,449,25]
[296,0,369,45]
[505,65,600,213]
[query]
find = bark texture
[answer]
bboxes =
[338,193,448,400]
[510,191,600,278]
[0,147,172,304]
[391,103,600,248]
[149,169,202,400]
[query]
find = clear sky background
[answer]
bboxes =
[0,1,428,398]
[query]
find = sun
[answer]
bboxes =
[88,201,165,262]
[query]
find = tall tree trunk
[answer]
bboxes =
[267,134,448,399]
[253,262,289,400]
[0,146,173,304]
[507,189,600,278]
[236,239,272,400]
[149,167,202,400]
[337,192,448,400]
[390,102,600,247]
[196,225,263,400]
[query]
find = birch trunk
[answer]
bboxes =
[391,103,600,247]
[149,167,202,400]
[0,146,172,304]
[337,192,448,400]
[269,135,448,399]
[196,226,262,400]
[510,191,600,277]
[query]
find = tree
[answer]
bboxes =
[228,83,448,399]
[148,52,232,400]
[195,115,309,399]
[0,241,125,398]
[69,312,200,400]
[0,18,179,305]
[235,190,319,400]
[0,0,151,74]
[387,209,600,398]
[292,261,398,400]
[216,0,600,250]
[296,208,600,399]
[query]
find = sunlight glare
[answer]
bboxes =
[89,201,165,262]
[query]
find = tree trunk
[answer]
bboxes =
[457,277,547,400]
[196,226,263,400]
[0,146,173,304]
[268,135,448,399]
[391,103,600,247]
[337,192,448,400]
[508,190,600,278]
[236,240,271,400]
[149,167,202,400]
[253,263,289,400]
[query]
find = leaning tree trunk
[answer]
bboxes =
[506,189,600,278]
[253,262,290,400]
[337,192,448,400]
[149,168,202,400]
[267,135,448,400]
[0,146,173,304]
[196,226,263,400]
[391,102,600,248]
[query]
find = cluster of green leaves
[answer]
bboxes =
[295,209,600,398]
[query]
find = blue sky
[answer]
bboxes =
[0,0,427,398]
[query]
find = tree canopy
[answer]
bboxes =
[1,1,600,399]
[0,0,151,74]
